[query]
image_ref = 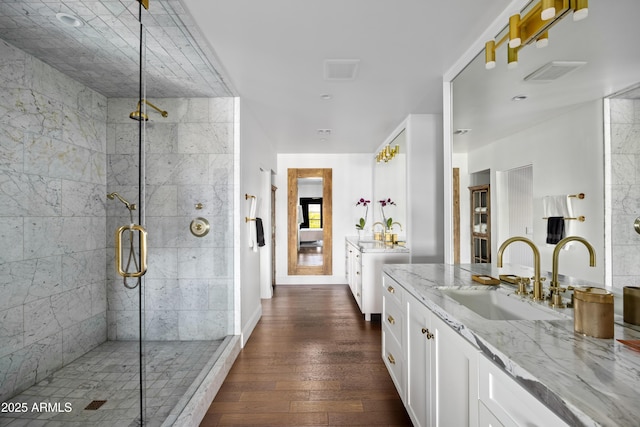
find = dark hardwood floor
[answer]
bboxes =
[200,284,412,426]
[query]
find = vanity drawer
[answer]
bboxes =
[382,327,405,401]
[383,295,404,348]
[383,274,404,307]
[478,356,568,427]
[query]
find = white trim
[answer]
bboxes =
[241,303,262,347]
[443,81,453,264]
[602,97,612,288]
[233,97,242,336]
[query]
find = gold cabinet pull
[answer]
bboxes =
[115,224,148,278]
[387,353,396,365]
[421,328,434,340]
[387,286,395,294]
[387,315,395,325]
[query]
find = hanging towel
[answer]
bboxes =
[248,196,258,251]
[256,218,265,247]
[546,217,565,244]
[543,195,575,249]
[297,205,304,224]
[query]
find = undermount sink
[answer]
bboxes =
[437,287,566,321]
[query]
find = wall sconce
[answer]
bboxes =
[485,0,588,70]
[376,144,400,163]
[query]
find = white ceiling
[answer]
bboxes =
[3,1,636,156]
[177,0,514,153]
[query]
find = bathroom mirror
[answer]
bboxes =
[449,1,640,287]
[287,168,333,275]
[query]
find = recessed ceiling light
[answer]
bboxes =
[56,12,83,28]
[512,95,528,101]
[320,94,332,100]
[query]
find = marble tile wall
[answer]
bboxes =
[610,99,640,287]
[106,97,235,341]
[0,40,108,401]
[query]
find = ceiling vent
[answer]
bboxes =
[324,59,360,80]
[524,61,587,82]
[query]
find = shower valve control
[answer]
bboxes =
[190,217,210,237]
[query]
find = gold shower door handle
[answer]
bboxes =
[115,224,148,278]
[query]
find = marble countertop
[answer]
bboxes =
[345,236,409,253]
[382,263,640,427]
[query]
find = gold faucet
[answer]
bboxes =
[550,236,596,308]
[391,221,403,231]
[372,221,384,240]
[497,237,544,301]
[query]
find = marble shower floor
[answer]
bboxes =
[0,339,225,427]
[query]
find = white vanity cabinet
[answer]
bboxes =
[382,271,569,427]
[404,285,479,427]
[383,273,479,427]
[346,238,409,321]
[345,240,362,308]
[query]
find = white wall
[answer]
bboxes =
[276,154,373,285]
[238,101,277,345]
[375,114,445,263]
[464,100,605,283]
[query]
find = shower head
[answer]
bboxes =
[107,192,136,211]
[130,99,168,121]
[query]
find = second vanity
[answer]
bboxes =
[345,236,410,320]
[382,263,640,427]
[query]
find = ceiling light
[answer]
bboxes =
[320,94,332,100]
[535,31,549,48]
[512,95,528,101]
[56,12,83,28]
[541,0,555,20]
[507,46,518,69]
[484,0,588,70]
[573,0,588,21]
[508,14,521,48]
[485,41,496,70]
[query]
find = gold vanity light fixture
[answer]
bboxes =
[375,144,400,163]
[485,0,588,70]
[130,99,168,121]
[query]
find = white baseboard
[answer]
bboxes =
[241,303,262,347]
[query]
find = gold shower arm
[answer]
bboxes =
[137,99,168,117]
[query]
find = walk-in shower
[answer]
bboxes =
[0,0,238,425]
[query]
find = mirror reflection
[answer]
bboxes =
[450,0,640,289]
[287,168,333,275]
[297,177,324,267]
